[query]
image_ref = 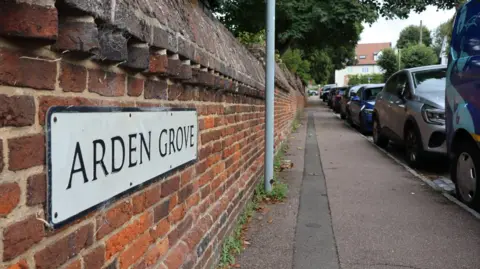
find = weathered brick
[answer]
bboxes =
[94,26,128,62]
[186,193,200,210]
[122,43,150,71]
[161,176,180,198]
[164,242,189,269]
[0,94,35,127]
[180,167,194,186]
[27,173,46,206]
[150,218,170,240]
[153,27,177,53]
[178,184,194,204]
[35,223,93,269]
[0,2,58,41]
[132,184,161,214]
[3,216,44,260]
[119,232,152,269]
[84,245,105,269]
[59,63,87,92]
[64,260,81,269]
[8,134,45,171]
[0,49,56,90]
[148,53,168,74]
[168,204,185,224]
[168,214,193,247]
[53,18,99,53]
[88,69,126,97]
[153,199,170,223]
[144,79,168,99]
[96,200,133,239]
[0,140,3,172]
[145,237,169,267]
[0,182,20,217]
[6,260,28,269]
[127,77,144,97]
[106,212,152,259]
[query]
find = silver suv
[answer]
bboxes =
[373,65,447,167]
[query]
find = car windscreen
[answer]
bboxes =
[363,87,383,101]
[412,69,446,92]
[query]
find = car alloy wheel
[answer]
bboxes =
[456,152,477,204]
[406,129,418,162]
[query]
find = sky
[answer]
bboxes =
[360,6,456,47]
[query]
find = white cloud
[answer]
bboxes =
[360,6,456,47]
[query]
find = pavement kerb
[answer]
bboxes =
[333,112,480,220]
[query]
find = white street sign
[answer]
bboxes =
[46,107,198,227]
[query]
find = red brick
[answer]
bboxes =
[184,216,212,251]
[203,117,215,129]
[84,245,105,269]
[178,184,194,204]
[185,193,200,210]
[148,54,168,74]
[168,215,193,247]
[59,63,87,92]
[161,176,180,198]
[88,69,126,97]
[150,218,170,240]
[198,145,212,160]
[164,242,189,269]
[0,182,21,216]
[180,167,194,186]
[145,237,169,266]
[0,94,35,127]
[127,77,144,97]
[207,153,221,166]
[6,260,28,269]
[168,204,185,224]
[169,193,178,211]
[144,79,168,99]
[96,200,133,240]
[8,134,44,171]
[106,212,152,259]
[119,233,152,269]
[132,185,161,214]
[27,173,46,206]
[0,49,56,90]
[0,3,58,40]
[0,140,3,172]
[64,260,81,269]
[34,223,93,269]
[196,160,208,174]
[153,199,170,223]
[38,96,96,125]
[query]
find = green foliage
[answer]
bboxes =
[401,44,439,68]
[396,25,433,48]
[238,29,266,46]
[309,50,333,85]
[377,48,399,81]
[432,20,452,57]
[281,49,312,83]
[348,74,383,85]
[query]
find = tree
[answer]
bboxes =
[348,74,383,85]
[401,44,438,68]
[281,49,312,82]
[432,20,452,57]
[377,48,399,81]
[397,25,432,48]
[309,50,333,84]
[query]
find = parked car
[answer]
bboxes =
[327,87,338,108]
[446,0,480,209]
[347,84,384,133]
[332,87,349,114]
[373,65,447,167]
[341,84,367,120]
[321,84,336,101]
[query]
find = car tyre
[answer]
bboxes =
[373,117,388,148]
[404,126,424,168]
[451,140,480,210]
[340,112,346,120]
[359,113,367,134]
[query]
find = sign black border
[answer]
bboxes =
[46,106,198,229]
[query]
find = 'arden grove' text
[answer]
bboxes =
[66,125,196,190]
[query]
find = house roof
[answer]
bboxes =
[355,42,392,65]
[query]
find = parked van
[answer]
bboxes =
[446,0,480,210]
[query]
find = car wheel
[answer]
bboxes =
[359,113,368,135]
[452,140,480,210]
[341,112,346,120]
[404,126,424,168]
[373,117,388,148]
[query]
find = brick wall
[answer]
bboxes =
[0,1,305,269]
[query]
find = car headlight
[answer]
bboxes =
[421,104,445,125]
[364,108,373,114]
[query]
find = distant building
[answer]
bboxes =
[334,42,392,86]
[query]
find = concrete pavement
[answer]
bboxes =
[235,98,480,269]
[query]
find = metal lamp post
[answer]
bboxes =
[264,0,275,193]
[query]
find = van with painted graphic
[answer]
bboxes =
[446,0,480,210]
